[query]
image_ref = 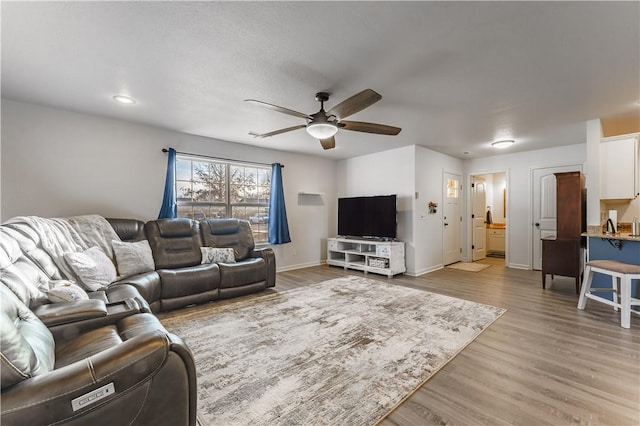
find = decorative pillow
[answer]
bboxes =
[64,247,117,291]
[46,280,89,303]
[201,247,236,264]
[112,240,155,278]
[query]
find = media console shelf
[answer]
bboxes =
[327,238,405,278]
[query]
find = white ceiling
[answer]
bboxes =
[2,1,639,160]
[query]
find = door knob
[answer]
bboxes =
[535,223,540,227]
[444,223,449,226]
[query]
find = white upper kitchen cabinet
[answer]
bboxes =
[600,134,639,201]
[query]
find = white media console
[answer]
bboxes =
[326,237,406,277]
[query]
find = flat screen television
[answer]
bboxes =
[338,195,397,240]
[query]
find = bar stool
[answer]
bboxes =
[577,260,640,328]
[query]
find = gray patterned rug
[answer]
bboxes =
[160,275,505,426]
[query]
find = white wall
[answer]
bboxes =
[414,146,464,275]
[336,145,464,276]
[1,99,336,271]
[336,145,416,273]
[1,98,595,275]
[585,119,603,226]
[465,143,586,269]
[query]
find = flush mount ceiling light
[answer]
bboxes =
[113,95,136,105]
[491,139,515,149]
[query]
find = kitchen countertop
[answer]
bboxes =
[582,231,640,242]
[487,223,506,229]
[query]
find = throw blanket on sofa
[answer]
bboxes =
[4,215,121,280]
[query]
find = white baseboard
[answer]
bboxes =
[276,260,325,273]
[508,263,530,270]
[406,264,444,277]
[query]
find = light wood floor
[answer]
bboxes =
[276,258,640,426]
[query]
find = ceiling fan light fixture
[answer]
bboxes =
[113,94,136,105]
[491,139,515,149]
[306,122,338,139]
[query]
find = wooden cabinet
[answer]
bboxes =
[487,228,505,254]
[327,238,405,277]
[600,134,639,201]
[541,171,586,293]
[555,171,586,238]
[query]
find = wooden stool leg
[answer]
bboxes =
[620,276,631,329]
[578,265,593,310]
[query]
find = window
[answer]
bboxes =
[447,178,459,199]
[176,155,271,243]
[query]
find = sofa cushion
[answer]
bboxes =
[200,219,255,261]
[64,247,117,291]
[112,240,156,278]
[218,257,266,289]
[157,263,220,299]
[106,218,147,242]
[0,283,55,389]
[145,219,202,269]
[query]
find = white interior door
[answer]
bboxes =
[532,164,582,270]
[471,176,487,261]
[443,172,462,265]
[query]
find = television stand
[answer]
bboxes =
[326,237,405,278]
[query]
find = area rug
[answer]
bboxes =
[446,261,491,272]
[160,275,505,426]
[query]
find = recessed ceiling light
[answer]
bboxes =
[491,140,515,149]
[113,95,136,105]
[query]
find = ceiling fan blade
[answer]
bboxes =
[319,136,336,150]
[244,99,311,120]
[249,124,306,138]
[327,89,382,120]
[340,120,401,135]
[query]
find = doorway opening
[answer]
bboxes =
[468,171,508,265]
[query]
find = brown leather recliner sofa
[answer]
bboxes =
[115,217,276,312]
[0,282,197,426]
[1,216,276,425]
[0,227,196,425]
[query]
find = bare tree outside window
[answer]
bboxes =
[176,156,271,243]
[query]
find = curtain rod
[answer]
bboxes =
[162,148,282,168]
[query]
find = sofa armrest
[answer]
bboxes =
[33,299,107,327]
[111,271,162,313]
[1,330,195,426]
[251,247,276,288]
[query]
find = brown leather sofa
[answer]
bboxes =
[200,218,276,298]
[0,231,197,426]
[1,216,276,425]
[111,217,276,312]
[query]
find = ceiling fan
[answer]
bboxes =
[245,89,401,150]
